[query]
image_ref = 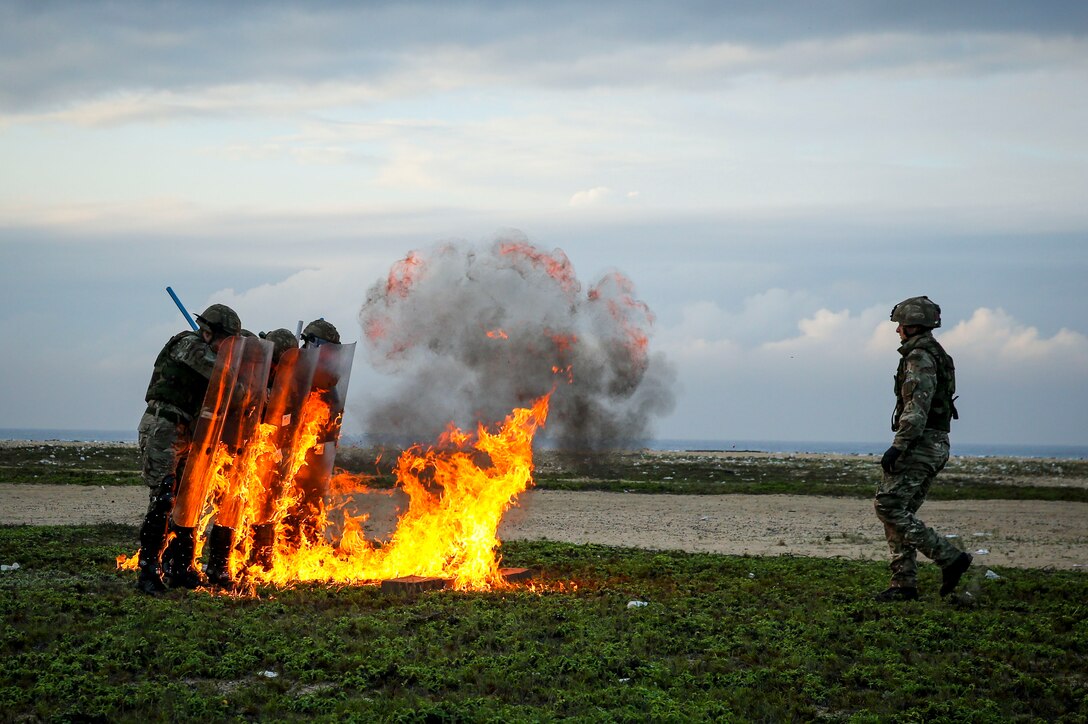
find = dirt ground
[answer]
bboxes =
[2,483,1085,572]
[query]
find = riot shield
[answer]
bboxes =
[171,335,273,528]
[250,342,356,551]
[288,342,356,539]
[250,345,322,527]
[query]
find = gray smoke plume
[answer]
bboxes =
[357,232,676,449]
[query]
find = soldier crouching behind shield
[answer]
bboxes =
[134,303,242,595]
[873,296,972,603]
[202,327,298,588]
[281,319,346,550]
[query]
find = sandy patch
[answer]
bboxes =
[1,484,1084,571]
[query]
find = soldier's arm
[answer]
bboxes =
[893,348,937,449]
[171,335,218,379]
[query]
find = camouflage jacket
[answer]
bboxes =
[891,331,957,449]
[144,331,218,420]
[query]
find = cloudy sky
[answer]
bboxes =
[2,1,1086,447]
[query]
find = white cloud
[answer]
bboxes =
[940,307,1088,367]
[376,145,439,189]
[652,298,1088,443]
[569,186,612,207]
[664,33,1088,82]
[206,264,384,341]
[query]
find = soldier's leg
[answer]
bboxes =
[885,473,934,587]
[875,438,961,575]
[136,413,190,593]
[880,517,918,590]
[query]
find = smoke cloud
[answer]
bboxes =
[357,232,676,449]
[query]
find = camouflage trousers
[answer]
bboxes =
[874,429,961,588]
[137,410,191,509]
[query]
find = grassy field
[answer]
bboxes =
[1,524,1086,722]
[2,444,1086,720]
[4,442,1088,502]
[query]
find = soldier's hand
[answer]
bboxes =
[880,446,902,474]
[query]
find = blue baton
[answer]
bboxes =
[166,286,199,331]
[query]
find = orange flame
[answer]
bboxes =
[245,393,549,590]
[120,393,551,593]
[588,272,652,375]
[496,242,580,297]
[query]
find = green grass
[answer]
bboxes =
[0,443,143,486]
[1,525,1085,721]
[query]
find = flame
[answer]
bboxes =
[588,272,652,377]
[486,328,508,339]
[245,393,549,590]
[386,251,426,298]
[496,242,580,297]
[120,393,551,592]
[552,364,574,383]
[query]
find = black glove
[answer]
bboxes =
[880,446,902,474]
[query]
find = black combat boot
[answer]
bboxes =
[135,482,173,594]
[205,524,235,588]
[250,522,275,571]
[940,552,973,596]
[163,524,205,589]
[873,586,919,602]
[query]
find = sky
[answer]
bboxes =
[1,0,1086,447]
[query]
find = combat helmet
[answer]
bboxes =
[890,296,941,329]
[302,319,340,346]
[195,304,242,337]
[259,328,299,362]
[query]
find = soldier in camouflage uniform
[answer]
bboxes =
[282,319,345,548]
[874,296,972,602]
[203,327,298,588]
[135,303,242,594]
[260,328,300,365]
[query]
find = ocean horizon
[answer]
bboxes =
[2,428,1085,460]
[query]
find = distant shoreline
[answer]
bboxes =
[1,431,1085,460]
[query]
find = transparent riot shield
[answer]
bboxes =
[171,335,273,529]
[249,342,355,553]
[288,342,356,539]
[250,345,321,528]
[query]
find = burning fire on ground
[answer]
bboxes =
[120,389,551,593]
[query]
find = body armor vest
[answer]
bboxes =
[144,331,209,420]
[894,334,958,433]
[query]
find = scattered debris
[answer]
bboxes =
[260,671,278,678]
[627,600,648,609]
[985,570,1001,580]
[499,567,532,583]
[975,549,989,555]
[1,563,20,572]
[380,575,450,594]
